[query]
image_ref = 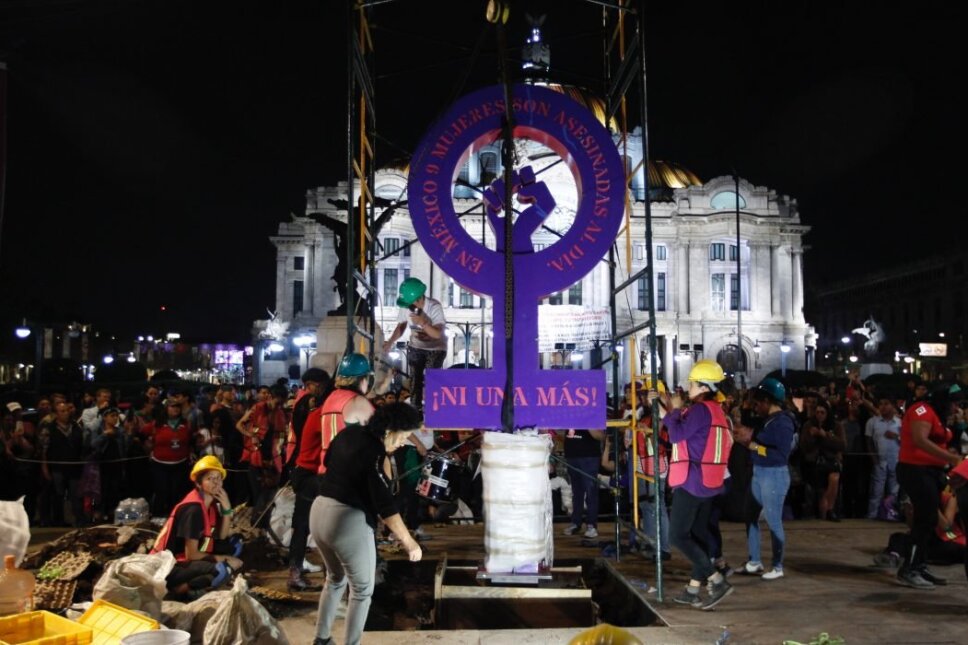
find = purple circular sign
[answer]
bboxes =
[408,84,625,298]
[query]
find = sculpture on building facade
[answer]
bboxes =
[307,196,404,315]
[852,316,886,356]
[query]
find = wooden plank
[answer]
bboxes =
[440,585,591,600]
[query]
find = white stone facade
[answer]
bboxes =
[255,133,815,390]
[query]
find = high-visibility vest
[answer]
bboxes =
[150,489,218,562]
[937,490,966,546]
[668,401,733,489]
[317,389,364,475]
[637,422,668,479]
[240,402,286,471]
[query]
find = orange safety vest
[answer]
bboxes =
[937,490,967,547]
[317,389,363,475]
[668,401,733,489]
[150,489,218,562]
[638,424,669,479]
[240,402,287,472]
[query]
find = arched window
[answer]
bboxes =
[716,344,748,373]
[710,191,746,210]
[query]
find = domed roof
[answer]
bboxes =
[648,160,702,189]
[540,83,617,131]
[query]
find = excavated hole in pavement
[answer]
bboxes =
[274,558,661,632]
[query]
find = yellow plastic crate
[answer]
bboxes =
[77,600,158,645]
[0,610,93,645]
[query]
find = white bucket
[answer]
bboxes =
[121,630,191,645]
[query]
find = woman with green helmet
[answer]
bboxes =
[382,277,447,413]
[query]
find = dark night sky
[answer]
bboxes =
[0,0,961,346]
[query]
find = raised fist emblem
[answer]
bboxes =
[481,165,556,253]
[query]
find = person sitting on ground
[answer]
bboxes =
[150,455,243,601]
[874,469,967,581]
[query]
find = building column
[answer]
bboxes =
[770,245,781,319]
[688,243,706,315]
[313,238,326,315]
[305,244,315,316]
[275,254,287,320]
[792,248,804,323]
[752,243,770,318]
[780,245,793,321]
[677,242,689,314]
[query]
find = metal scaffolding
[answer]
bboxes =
[343,0,666,596]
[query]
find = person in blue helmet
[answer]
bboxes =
[733,377,797,580]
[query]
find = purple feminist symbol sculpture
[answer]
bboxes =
[408,84,625,429]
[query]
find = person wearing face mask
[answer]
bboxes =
[308,402,423,645]
[151,456,243,600]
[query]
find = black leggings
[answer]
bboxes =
[670,487,716,581]
[896,463,945,570]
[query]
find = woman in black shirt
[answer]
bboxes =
[309,402,423,645]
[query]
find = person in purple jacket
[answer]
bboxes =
[649,359,734,610]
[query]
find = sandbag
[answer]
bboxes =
[268,486,295,547]
[93,551,175,620]
[482,431,553,573]
[202,576,289,645]
[0,497,30,566]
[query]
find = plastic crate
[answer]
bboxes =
[77,600,159,645]
[0,610,93,645]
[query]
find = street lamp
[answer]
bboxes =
[13,319,43,392]
[752,339,793,376]
[293,334,316,371]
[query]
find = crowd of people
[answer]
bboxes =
[3,351,967,635]
[568,365,968,610]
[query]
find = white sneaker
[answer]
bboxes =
[303,559,322,573]
[762,568,784,580]
[563,524,580,536]
[584,526,599,539]
[743,561,764,574]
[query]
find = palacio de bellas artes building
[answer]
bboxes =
[252,27,815,394]
[254,156,815,392]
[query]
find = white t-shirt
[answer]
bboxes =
[397,296,446,351]
[865,415,900,462]
[413,428,435,451]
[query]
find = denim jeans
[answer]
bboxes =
[638,477,669,553]
[747,465,790,569]
[669,487,716,581]
[867,456,899,518]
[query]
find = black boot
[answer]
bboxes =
[288,566,322,592]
